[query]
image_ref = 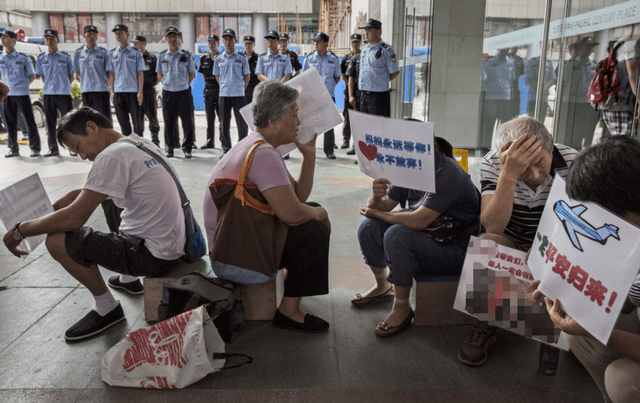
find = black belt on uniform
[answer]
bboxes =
[362,90,389,95]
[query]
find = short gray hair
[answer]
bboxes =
[494,116,553,152]
[252,81,300,128]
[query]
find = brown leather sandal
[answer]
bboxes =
[351,285,395,307]
[375,309,414,337]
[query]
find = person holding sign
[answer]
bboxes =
[2,107,187,342]
[458,116,577,366]
[530,136,640,403]
[355,137,481,337]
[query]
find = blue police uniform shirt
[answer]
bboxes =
[524,56,556,102]
[74,45,112,93]
[482,55,516,101]
[255,51,293,80]
[358,40,399,92]
[302,50,341,95]
[213,50,250,97]
[156,48,196,92]
[0,50,35,96]
[36,50,74,95]
[109,44,145,93]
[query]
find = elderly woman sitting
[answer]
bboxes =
[203,80,331,333]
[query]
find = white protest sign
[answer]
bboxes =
[349,111,435,193]
[0,174,54,253]
[240,68,343,156]
[454,237,569,349]
[528,177,640,345]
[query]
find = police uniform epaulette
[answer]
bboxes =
[37,52,45,58]
[328,50,337,57]
[60,51,70,56]
[17,52,27,57]
[98,46,106,52]
[111,47,118,52]
[259,52,267,57]
[380,43,390,49]
[159,49,169,54]
[184,50,192,56]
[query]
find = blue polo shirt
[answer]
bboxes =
[74,45,112,93]
[482,55,516,101]
[213,50,250,97]
[358,40,399,92]
[255,51,293,80]
[156,48,196,92]
[0,50,35,96]
[36,49,74,95]
[302,50,341,95]
[110,44,145,93]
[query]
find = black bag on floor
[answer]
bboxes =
[157,272,244,342]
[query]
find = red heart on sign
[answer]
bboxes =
[358,141,378,161]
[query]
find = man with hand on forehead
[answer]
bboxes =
[75,25,113,122]
[457,116,577,367]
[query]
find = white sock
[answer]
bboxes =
[94,292,119,316]
[119,274,138,284]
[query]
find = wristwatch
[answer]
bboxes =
[11,222,24,242]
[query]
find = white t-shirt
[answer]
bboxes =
[84,133,185,260]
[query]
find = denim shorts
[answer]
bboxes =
[65,226,177,277]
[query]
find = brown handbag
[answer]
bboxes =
[209,140,290,284]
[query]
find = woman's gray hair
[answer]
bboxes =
[494,116,553,152]
[252,80,301,128]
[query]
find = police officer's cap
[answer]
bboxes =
[312,32,330,42]
[208,35,220,43]
[132,35,147,43]
[243,35,255,43]
[1,30,17,40]
[359,18,382,30]
[83,25,98,33]
[265,30,279,39]
[165,26,180,37]
[350,33,363,42]
[112,24,129,33]
[279,33,290,41]
[222,29,237,39]
[44,29,59,40]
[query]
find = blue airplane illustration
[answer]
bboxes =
[553,200,620,252]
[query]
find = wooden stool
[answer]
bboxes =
[410,275,476,326]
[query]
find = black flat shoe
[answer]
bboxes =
[272,309,329,333]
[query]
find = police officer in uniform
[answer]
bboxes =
[279,33,302,78]
[340,33,362,150]
[256,30,292,83]
[302,32,341,159]
[36,29,75,157]
[156,26,196,158]
[132,35,160,147]
[109,24,145,136]
[75,25,113,122]
[357,19,399,118]
[198,34,221,149]
[0,30,41,157]
[242,35,260,105]
[213,28,250,153]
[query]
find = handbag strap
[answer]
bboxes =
[120,138,190,208]
[233,140,275,215]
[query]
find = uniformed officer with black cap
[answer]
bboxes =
[213,28,250,153]
[156,26,196,158]
[74,25,113,122]
[256,30,292,83]
[132,34,160,147]
[242,35,260,104]
[198,34,221,149]
[278,33,302,78]
[109,24,145,136]
[357,18,399,117]
[0,29,41,157]
[340,33,362,151]
[36,29,75,157]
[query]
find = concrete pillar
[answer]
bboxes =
[105,13,121,49]
[179,13,196,54]
[252,13,268,55]
[31,12,49,37]
[389,0,406,119]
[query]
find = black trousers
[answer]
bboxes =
[141,86,160,145]
[244,85,256,106]
[114,92,143,136]
[341,91,360,143]
[219,96,248,152]
[82,91,112,122]
[162,89,194,154]
[204,88,220,147]
[4,95,41,153]
[43,94,73,152]
[359,90,390,118]
[322,97,336,155]
[279,203,330,298]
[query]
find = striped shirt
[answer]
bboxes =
[629,270,640,310]
[480,144,578,248]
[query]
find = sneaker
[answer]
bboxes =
[44,149,60,157]
[64,303,125,341]
[346,147,356,155]
[108,275,144,295]
[272,309,329,333]
[184,152,193,159]
[340,141,350,149]
[30,150,41,157]
[458,322,496,366]
[326,153,336,160]
[5,150,19,158]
